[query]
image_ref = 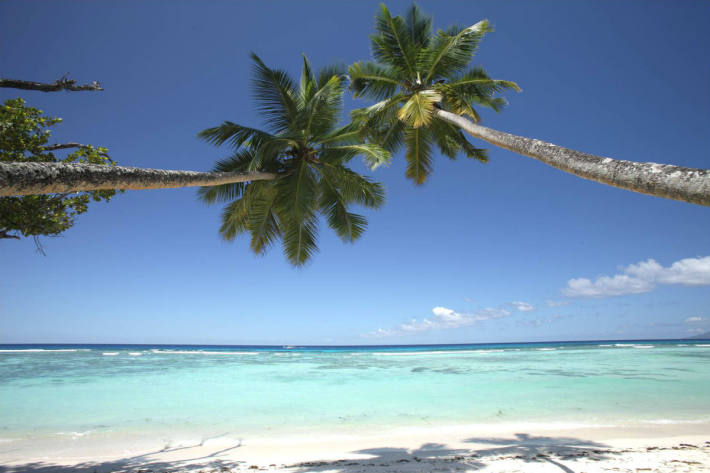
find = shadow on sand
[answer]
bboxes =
[289,434,613,473]
[0,437,244,473]
[0,433,616,473]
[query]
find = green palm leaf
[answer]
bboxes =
[421,20,493,82]
[218,198,249,241]
[250,53,298,133]
[326,143,391,170]
[198,122,275,149]
[397,90,442,128]
[404,126,433,184]
[348,61,401,100]
[246,182,281,254]
[317,167,367,242]
[371,4,418,76]
[280,212,318,267]
[404,3,432,50]
[321,163,385,208]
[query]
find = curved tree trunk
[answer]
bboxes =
[436,109,710,207]
[0,162,276,196]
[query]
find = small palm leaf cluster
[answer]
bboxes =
[199,54,388,266]
[349,4,520,184]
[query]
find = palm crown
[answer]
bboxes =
[199,54,388,266]
[349,3,520,184]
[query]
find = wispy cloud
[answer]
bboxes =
[511,301,534,312]
[563,256,710,298]
[686,316,708,323]
[546,300,570,308]
[364,306,511,338]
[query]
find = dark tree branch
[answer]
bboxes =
[41,143,86,151]
[0,77,103,92]
[0,230,21,240]
[40,143,110,160]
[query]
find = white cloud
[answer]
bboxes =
[363,306,511,338]
[685,316,708,323]
[563,256,710,298]
[511,301,534,312]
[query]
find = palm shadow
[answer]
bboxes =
[0,437,243,473]
[291,442,484,472]
[465,433,614,473]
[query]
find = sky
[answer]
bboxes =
[1,0,709,345]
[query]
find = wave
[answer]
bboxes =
[642,419,708,425]
[102,352,119,356]
[150,349,259,355]
[632,345,654,349]
[57,431,93,439]
[697,344,710,347]
[375,349,506,356]
[128,352,143,356]
[0,349,85,353]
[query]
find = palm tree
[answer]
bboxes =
[348,4,710,206]
[196,54,388,266]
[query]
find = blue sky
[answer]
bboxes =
[1,0,709,345]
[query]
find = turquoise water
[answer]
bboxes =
[1,341,710,441]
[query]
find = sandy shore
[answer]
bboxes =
[0,422,708,472]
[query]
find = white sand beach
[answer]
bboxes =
[0,422,708,473]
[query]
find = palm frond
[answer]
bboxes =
[326,143,391,170]
[274,159,319,224]
[198,121,275,149]
[420,20,493,82]
[317,63,347,90]
[218,198,249,241]
[280,212,319,266]
[397,89,442,128]
[300,73,344,139]
[404,126,433,184]
[351,94,407,130]
[317,168,367,242]
[246,182,282,254]
[436,67,520,117]
[318,122,362,145]
[371,4,419,77]
[321,163,385,208]
[429,119,488,162]
[404,3,432,50]
[348,61,401,100]
[250,52,298,133]
[298,53,316,105]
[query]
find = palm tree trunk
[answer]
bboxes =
[436,109,710,207]
[0,162,277,196]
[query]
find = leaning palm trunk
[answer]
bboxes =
[436,109,710,207]
[0,162,277,196]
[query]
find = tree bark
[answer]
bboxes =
[0,78,103,92]
[435,109,710,207]
[0,162,277,196]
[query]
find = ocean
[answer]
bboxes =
[1,340,709,448]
